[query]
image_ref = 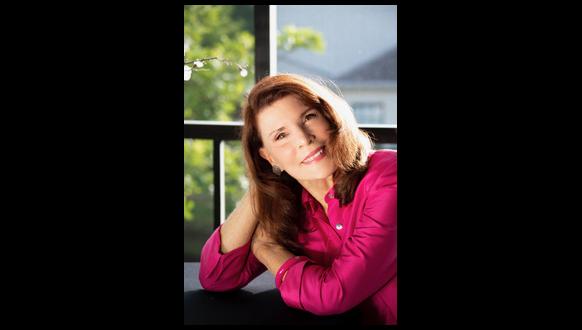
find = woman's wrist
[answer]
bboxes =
[253,241,278,261]
[254,243,294,276]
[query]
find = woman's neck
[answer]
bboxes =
[298,175,334,216]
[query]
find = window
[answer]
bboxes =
[352,102,385,124]
[184,5,254,261]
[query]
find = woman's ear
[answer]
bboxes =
[259,147,273,165]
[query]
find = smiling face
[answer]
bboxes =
[257,94,337,181]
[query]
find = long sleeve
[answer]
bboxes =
[277,156,397,316]
[198,224,267,291]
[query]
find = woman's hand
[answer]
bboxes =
[251,222,294,280]
[218,185,260,254]
[251,222,278,258]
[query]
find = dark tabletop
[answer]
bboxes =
[184,262,363,325]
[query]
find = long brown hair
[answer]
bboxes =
[241,73,373,255]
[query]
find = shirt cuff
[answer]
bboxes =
[275,255,309,289]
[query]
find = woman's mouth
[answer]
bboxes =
[301,146,326,165]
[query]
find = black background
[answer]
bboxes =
[2,2,575,326]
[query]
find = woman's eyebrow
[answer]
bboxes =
[268,108,312,137]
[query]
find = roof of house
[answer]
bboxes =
[335,47,397,84]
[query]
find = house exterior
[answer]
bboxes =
[277,5,397,125]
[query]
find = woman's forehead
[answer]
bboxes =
[257,96,310,135]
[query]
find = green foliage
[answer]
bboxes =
[184,5,255,121]
[278,25,326,53]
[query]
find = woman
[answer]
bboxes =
[198,73,397,325]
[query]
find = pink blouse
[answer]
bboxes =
[199,149,397,325]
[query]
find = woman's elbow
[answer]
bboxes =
[198,270,243,292]
[199,275,241,292]
[198,274,218,291]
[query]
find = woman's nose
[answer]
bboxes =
[296,128,315,149]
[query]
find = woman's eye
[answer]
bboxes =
[305,113,317,121]
[275,133,287,141]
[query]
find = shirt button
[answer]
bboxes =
[328,193,334,199]
[335,223,343,230]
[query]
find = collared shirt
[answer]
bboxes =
[199,149,397,324]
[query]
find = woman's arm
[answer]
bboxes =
[198,187,267,291]
[219,189,259,253]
